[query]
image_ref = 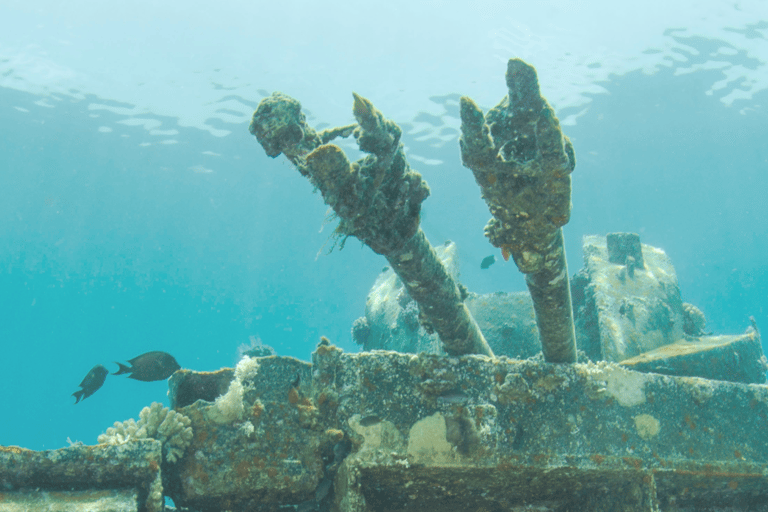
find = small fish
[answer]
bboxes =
[480,254,496,269]
[437,388,470,405]
[359,415,382,427]
[113,351,181,382]
[72,364,109,404]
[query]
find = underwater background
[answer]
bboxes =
[1,1,766,453]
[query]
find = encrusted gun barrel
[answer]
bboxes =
[250,92,493,357]
[459,58,577,363]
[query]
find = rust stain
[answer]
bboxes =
[235,460,250,480]
[252,401,263,420]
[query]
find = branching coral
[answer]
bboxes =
[682,303,707,337]
[98,402,193,463]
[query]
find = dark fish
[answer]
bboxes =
[359,415,382,427]
[72,364,108,404]
[113,351,181,381]
[480,254,496,269]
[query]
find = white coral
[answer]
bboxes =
[206,356,260,425]
[98,402,193,463]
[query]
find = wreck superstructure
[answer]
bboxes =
[1,59,767,512]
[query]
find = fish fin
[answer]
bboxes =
[112,362,131,376]
[72,390,84,404]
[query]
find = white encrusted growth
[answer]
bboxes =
[98,402,193,463]
[146,473,164,512]
[206,355,260,425]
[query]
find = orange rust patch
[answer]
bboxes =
[591,454,605,465]
[621,433,628,443]
[735,450,743,460]
[532,454,549,464]
[494,373,505,384]
[288,387,299,404]
[235,460,251,480]
[149,459,159,472]
[363,376,376,391]
[252,401,264,419]
[728,480,739,490]
[623,457,642,470]
[325,429,344,441]
[187,462,210,485]
[684,415,696,430]
[317,392,328,406]
[487,174,497,186]
[267,467,278,478]
[642,474,652,484]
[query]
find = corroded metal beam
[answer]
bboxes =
[250,93,493,357]
[459,59,577,363]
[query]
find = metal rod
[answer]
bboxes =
[459,58,577,363]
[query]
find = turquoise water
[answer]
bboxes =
[1,1,766,452]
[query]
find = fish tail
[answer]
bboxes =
[72,390,84,404]
[113,362,131,375]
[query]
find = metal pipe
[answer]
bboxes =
[250,92,493,357]
[459,58,577,363]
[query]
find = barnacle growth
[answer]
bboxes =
[459,58,577,363]
[250,92,493,357]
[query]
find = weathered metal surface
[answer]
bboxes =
[459,58,577,363]
[317,348,768,511]
[250,92,492,357]
[161,345,768,510]
[165,355,328,511]
[0,440,162,512]
[353,241,539,358]
[620,331,767,384]
[575,234,686,362]
[0,489,139,512]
